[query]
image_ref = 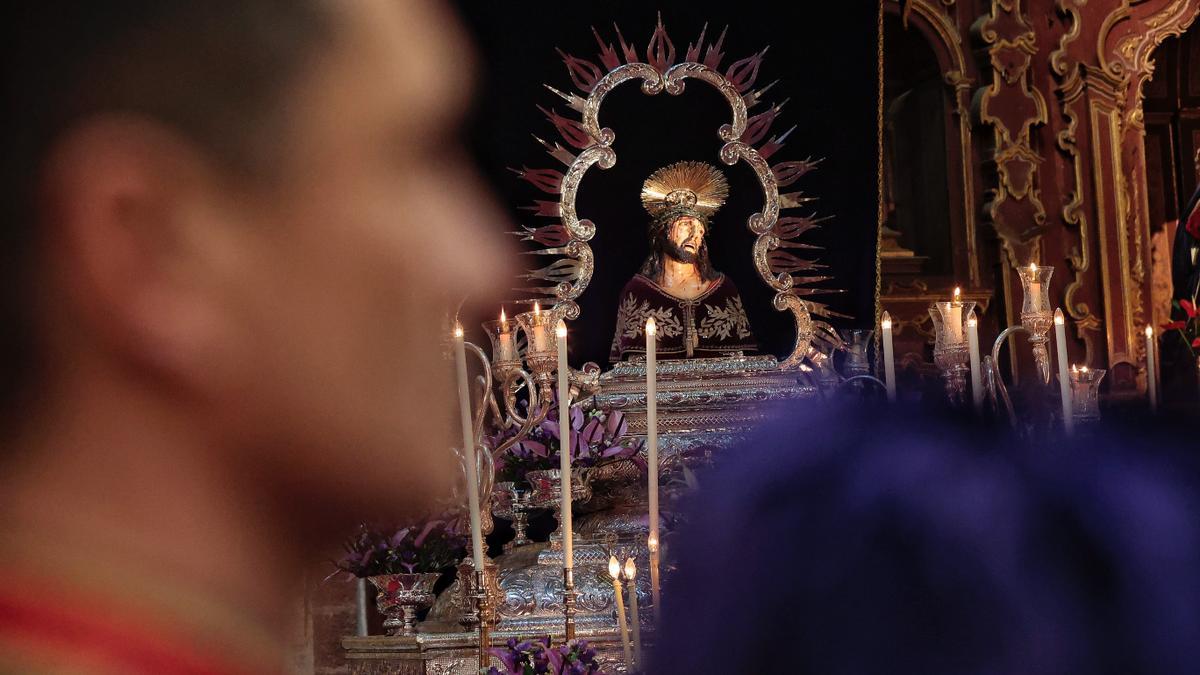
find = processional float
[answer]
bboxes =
[342,16,885,674]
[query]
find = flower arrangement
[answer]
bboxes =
[486,637,607,675]
[489,394,645,484]
[335,516,467,578]
[1162,297,1200,354]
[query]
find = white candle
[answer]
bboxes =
[645,318,659,561]
[453,324,486,571]
[1028,263,1044,313]
[947,287,964,343]
[1053,310,1074,436]
[555,320,573,569]
[881,311,897,402]
[355,577,368,636]
[967,311,983,414]
[609,556,632,667]
[625,558,642,668]
[531,302,549,353]
[497,308,517,361]
[1146,324,1158,414]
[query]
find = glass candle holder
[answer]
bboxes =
[1069,365,1106,424]
[482,314,523,380]
[514,303,559,382]
[929,297,977,405]
[1018,263,1055,382]
[1018,263,1054,316]
[839,329,874,378]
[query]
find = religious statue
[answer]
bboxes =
[610,161,758,361]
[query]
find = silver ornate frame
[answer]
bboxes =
[512,20,842,370]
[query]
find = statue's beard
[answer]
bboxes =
[663,239,700,265]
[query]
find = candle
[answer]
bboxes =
[947,287,964,343]
[556,320,573,569]
[355,577,368,637]
[881,311,897,402]
[625,558,642,668]
[530,302,550,353]
[967,311,983,414]
[497,308,517,361]
[1054,310,1074,436]
[645,317,659,576]
[1145,324,1158,414]
[1028,263,1043,313]
[453,324,486,571]
[609,556,632,667]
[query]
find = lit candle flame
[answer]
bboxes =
[500,307,507,327]
[624,557,637,580]
[1145,324,1154,338]
[608,555,621,580]
[1030,262,1038,274]
[881,310,892,330]
[645,316,657,337]
[555,319,567,339]
[534,301,541,317]
[453,323,464,339]
[1054,308,1065,325]
[953,286,961,301]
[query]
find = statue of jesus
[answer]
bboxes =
[610,161,758,361]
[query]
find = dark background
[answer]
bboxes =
[453,1,879,367]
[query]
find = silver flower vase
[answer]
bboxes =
[367,572,441,636]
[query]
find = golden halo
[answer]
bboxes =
[640,161,730,220]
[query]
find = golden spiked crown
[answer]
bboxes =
[640,161,730,225]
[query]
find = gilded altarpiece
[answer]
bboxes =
[882,0,1200,398]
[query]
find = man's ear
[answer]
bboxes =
[38,115,244,395]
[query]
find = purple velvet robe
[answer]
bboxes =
[609,273,758,362]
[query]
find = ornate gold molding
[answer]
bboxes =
[1094,0,1200,384]
[1049,0,1102,366]
[977,0,1050,268]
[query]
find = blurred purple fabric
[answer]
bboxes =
[652,402,1200,675]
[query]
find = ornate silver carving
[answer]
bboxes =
[514,23,839,370]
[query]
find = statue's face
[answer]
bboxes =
[667,216,706,259]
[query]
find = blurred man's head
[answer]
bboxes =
[2,0,508,521]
